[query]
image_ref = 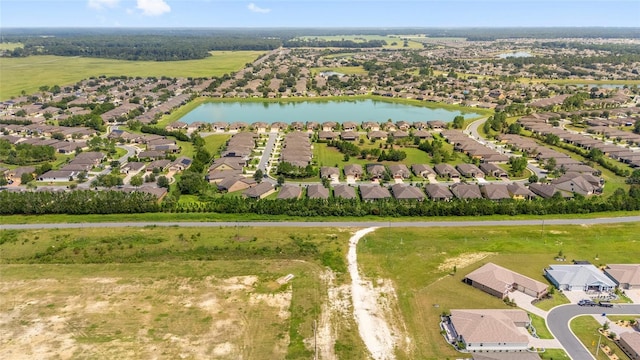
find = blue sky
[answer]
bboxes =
[1,0,639,28]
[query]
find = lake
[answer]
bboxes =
[178,99,480,124]
[497,52,533,59]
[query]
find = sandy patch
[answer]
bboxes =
[348,227,410,360]
[437,252,496,272]
[549,230,567,234]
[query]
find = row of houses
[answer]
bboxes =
[37,151,106,182]
[322,163,508,182]
[0,124,97,139]
[1,135,89,155]
[441,129,510,163]
[448,262,640,356]
[280,132,312,167]
[518,113,640,168]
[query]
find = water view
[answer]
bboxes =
[178,99,480,124]
[497,51,533,58]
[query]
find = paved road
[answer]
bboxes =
[466,118,547,179]
[547,304,640,360]
[257,132,278,174]
[2,215,640,229]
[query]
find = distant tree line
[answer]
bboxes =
[0,191,160,215]
[3,35,281,61]
[283,39,386,48]
[166,187,640,217]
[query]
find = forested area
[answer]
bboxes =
[2,185,639,217]
[283,39,386,48]
[0,190,160,215]
[3,35,281,61]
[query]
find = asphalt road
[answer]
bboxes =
[466,118,547,179]
[547,304,640,360]
[257,132,278,174]
[2,215,640,230]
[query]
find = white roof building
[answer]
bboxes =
[544,264,616,292]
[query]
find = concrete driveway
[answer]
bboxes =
[510,291,548,319]
[624,289,640,304]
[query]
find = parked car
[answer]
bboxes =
[598,302,613,308]
[578,299,597,306]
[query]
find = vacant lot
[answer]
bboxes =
[0,51,264,100]
[357,223,640,359]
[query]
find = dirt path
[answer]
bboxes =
[348,227,398,360]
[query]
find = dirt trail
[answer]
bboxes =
[348,227,398,360]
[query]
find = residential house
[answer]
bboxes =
[342,121,358,131]
[551,172,602,196]
[390,184,425,201]
[412,164,436,179]
[218,176,256,193]
[481,184,511,200]
[367,130,388,141]
[366,164,387,180]
[434,164,460,179]
[277,184,302,200]
[528,183,563,199]
[480,163,508,178]
[307,184,329,199]
[457,163,484,178]
[7,166,36,183]
[471,353,542,360]
[464,263,549,300]
[146,160,171,173]
[320,166,340,182]
[243,182,275,199]
[603,264,640,290]
[507,183,536,200]
[413,129,432,140]
[209,157,245,172]
[37,170,78,182]
[170,157,192,172]
[344,164,363,182]
[619,332,640,360]
[340,131,359,141]
[451,183,482,200]
[424,184,454,201]
[207,169,242,184]
[318,131,339,141]
[359,185,391,201]
[445,309,531,352]
[388,164,411,179]
[544,264,616,292]
[333,184,357,199]
[120,162,146,174]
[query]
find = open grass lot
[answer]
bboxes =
[570,316,631,360]
[0,51,265,100]
[297,35,424,49]
[2,209,640,225]
[356,223,640,359]
[309,66,368,75]
[0,226,367,359]
[204,133,232,157]
[0,42,23,51]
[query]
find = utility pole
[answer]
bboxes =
[595,331,602,357]
[313,319,317,360]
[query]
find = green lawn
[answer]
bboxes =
[540,349,570,359]
[203,133,231,157]
[535,291,570,311]
[0,51,265,100]
[356,223,640,359]
[529,313,554,339]
[297,35,424,49]
[310,66,368,75]
[570,316,631,360]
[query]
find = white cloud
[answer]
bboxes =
[88,0,120,10]
[248,3,270,14]
[136,0,171,16]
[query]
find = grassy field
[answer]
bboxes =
[356,223,640,359]
[0,42,23,50]
[297,35,424,49]
[1,222,639,358]
[570,316,631,360]
[0,51,264,100]
[530,313,554,339]
[204,133,232,157]
[309,66,368,75]
[0,226,366,359]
